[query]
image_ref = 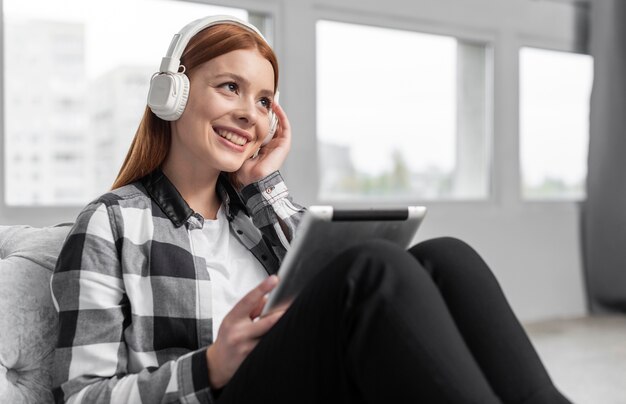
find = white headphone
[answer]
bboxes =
[147,15,279,143]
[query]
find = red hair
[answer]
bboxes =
[111,23,278,189]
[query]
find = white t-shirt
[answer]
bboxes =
[197,205,268,341]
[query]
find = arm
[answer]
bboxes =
[237,102,306,251]
[240,171,306,250]
[51,202,213,404]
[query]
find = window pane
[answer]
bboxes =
[3,0,249,206]
[520,47,593,200]
[316,20,491,201]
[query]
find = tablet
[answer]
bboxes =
[261,205,427,316]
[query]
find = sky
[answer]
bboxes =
[520,47,593,187]
[317,20,457,176]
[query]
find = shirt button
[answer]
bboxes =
[265,186,275,194]
[261,254,268,261]
[236,229,243,235]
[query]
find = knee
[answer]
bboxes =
[339,239,416,277]
[329,238,428,297]
[408,237,494,281]
[412,236,474,255]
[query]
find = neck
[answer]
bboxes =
[161,157,222,220]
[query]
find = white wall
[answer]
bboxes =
[0,0,589,321]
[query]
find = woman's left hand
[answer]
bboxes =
[235,102,291,187]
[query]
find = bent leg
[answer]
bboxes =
[217,239,500,404]
[409,237,571,404]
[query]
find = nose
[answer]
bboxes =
[235,96,258,127]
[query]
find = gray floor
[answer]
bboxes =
[524,315,626,404]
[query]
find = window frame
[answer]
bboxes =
[311,11,498,207]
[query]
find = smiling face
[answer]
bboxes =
[168,48,276,175]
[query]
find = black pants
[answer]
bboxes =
[216,237,572,403]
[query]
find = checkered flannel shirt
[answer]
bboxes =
[50,169,305,404]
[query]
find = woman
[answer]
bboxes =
[51,15,571,404]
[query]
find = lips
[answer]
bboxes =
[215,128,249,146]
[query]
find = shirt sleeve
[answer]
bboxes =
[240,171,306,250]
[50,202,215,404]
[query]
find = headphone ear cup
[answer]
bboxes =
[147,72,190,121]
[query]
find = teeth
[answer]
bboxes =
[217,129,247,146]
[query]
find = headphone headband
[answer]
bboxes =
[148,14,277,127]
[158,15,268,74]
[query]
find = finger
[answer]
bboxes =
[261,299,292,318]
[229,275,279,318]
[249,295,268,319]
[247,309,286,339]
[271,102,291,135]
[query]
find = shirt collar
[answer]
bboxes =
[141,168,247,228]
[216,172,248,221]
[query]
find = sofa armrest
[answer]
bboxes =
[0,224,72,404]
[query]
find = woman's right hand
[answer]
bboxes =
[205,275,284,389]
[235,102,292,188]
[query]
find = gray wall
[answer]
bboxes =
[0,0,589,322]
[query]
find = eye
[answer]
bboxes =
[220,82,239,93]
[259,97,272,111]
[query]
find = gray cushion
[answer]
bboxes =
[0,224,72,403]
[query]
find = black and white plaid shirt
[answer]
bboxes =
[51,169,305,404]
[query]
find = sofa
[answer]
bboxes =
[0,224,73,404]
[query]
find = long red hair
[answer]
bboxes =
[111,23,278,189]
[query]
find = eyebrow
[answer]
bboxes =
[213,72,275,99]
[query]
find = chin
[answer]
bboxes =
[218,159,246,174]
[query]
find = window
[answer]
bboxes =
[2,0,256,206]
[316,20,491,201]
[519,47,593,200]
